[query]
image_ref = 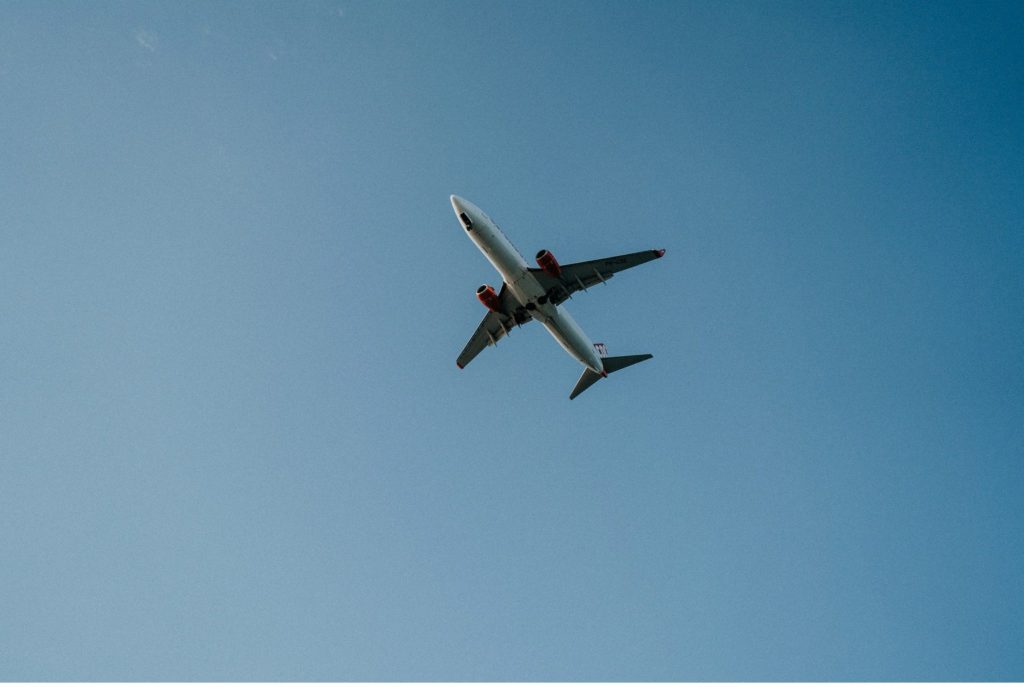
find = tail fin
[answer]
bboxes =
[569,354,653,400]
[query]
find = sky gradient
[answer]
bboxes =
[1,0,1022,680]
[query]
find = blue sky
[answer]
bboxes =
[1,0,1022,680]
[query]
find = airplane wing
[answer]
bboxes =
[456,283,532,369]
[529,249,665,305]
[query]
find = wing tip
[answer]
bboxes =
[456,362,464,369]
[654,248,666,258]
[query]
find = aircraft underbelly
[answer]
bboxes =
[502,265,602,372]
[468,209,602,373]
[507,269,546,304]
[543,308,602,372]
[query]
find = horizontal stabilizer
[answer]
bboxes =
[569,354,653,400]
[570,368,604,400]
[601,353,653,374]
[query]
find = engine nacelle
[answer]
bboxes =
[535,249,561,278]
[476,284,501,312]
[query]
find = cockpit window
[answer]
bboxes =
[459,212,473,230]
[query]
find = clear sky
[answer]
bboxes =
[1,0,1022,680]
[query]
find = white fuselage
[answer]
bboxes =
[452,195,605,374]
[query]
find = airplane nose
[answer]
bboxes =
[451,195,477,231]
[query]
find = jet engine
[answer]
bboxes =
[535,249,561,278]
[476,284,501,312]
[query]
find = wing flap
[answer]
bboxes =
[529,249,665,305]
[455,284,531,369]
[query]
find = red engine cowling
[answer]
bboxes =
[535,249,561,278]
[476,284,501,312]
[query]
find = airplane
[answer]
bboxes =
[451,195,665,399]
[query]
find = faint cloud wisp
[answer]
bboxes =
[133,28,158,52]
